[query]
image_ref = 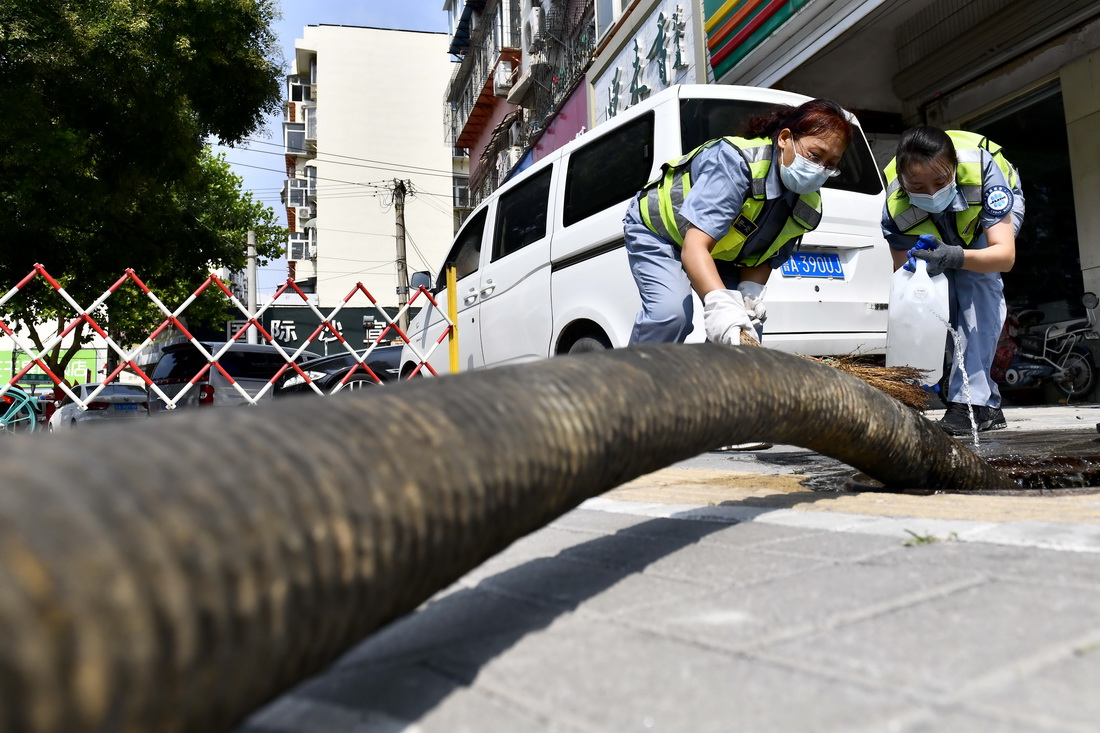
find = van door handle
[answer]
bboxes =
[479,279,496,298]
[463,287,478,306]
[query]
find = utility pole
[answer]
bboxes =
[247,230,258,344]
[394,179,410,334]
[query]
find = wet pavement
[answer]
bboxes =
[237,404,1100,733]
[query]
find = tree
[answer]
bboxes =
[0,0,286,378]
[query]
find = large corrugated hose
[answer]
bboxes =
[0,343,1016,732]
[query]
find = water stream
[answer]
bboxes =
[945,324,980,445]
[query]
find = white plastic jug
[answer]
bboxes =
[885,258,951,387]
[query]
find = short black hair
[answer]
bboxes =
[896,126,957,184]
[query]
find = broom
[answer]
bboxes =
[739,331,930,410]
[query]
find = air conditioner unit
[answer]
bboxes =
[496,146,523,180]
[307,241,318,260]
[506,67,536,107]
[493,60,515,98]
[508,124,523,148]
[294,207,313,233]
[526,7,543,51]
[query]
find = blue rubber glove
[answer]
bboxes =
[903,234,945,273]
[911,241,964,277]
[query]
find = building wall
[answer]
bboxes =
[1064,47,1100,296]
[292,26,455,310]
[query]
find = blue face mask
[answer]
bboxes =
[907,181,957,213]
[779,151,831,195]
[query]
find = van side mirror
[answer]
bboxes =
[410,271,433,293]
[1083,292,1098,310]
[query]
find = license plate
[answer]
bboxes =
[781,251,845,279]
[114,404,139,411]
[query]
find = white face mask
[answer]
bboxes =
[779,148,832,194]
[906,179,957,213]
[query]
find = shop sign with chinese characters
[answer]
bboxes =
[224,307,414,355]
[593,1,695,126]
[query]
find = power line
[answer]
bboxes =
[223,160,397,193]
[235,137,456,178]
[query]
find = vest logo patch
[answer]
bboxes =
[984,185,1012,217]
[731,214,757,237]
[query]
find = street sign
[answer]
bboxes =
[19,373,52,384]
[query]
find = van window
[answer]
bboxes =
[437,208,487,289]
[678,98,883,196]
[563,112,655,227]
[493,167,553,261]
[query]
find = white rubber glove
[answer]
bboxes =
[703,289,758,345]
[737,281,767,328]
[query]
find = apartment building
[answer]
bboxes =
[282,25,455,312]
[444,0,599,207]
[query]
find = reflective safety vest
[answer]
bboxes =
[884,130,1018,246]
[638,136,822,266]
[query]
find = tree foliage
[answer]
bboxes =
[0,0,286,375]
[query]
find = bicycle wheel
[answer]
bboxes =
[1052,346,1096,399]
[0,388,38,434]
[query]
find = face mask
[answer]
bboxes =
[907,180,957,213]
[779,149,831,195]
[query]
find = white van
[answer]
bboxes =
[401,84,891,377]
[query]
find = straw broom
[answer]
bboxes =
[739,332,930,410]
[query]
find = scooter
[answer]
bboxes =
[992,292,1100,401]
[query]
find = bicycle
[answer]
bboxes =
[0,385,42,435]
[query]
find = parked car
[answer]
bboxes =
[148,341,322,413]
[276,345,402,396]
[48,382,150,432]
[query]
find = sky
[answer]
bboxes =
[215,1,450,298]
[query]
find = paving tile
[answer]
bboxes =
[967,630,1100,732]
[431,618,912,733]
[622,554,985,651]
[759,580,1100,697]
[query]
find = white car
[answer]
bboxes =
[48,382,150,432]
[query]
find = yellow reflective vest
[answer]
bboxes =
[638,136,822,266]
[884,130,1018,246]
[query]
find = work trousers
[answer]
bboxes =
[624,198,741,344]
[944,234,1007,408]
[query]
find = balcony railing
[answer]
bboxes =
[445,0,522,148]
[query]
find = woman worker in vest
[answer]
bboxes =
[623,99,853,347]
[882,127,1024,436]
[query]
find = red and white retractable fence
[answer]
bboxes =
[0,264,454,412]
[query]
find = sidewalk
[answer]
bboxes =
[237,404,1100,733]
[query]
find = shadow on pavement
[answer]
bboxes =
[234,511,804,730]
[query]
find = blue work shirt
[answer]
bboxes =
[881,148,1025,250]
[678,141,800,268]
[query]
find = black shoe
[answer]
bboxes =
[937,402,1007,435]
[975,405,1007,432]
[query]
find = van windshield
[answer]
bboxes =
[679,99,883,196]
